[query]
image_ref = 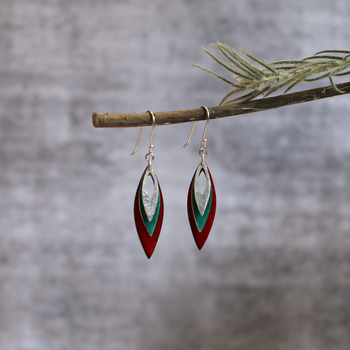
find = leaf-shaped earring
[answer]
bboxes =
[131,111,164,258]
[184,106,216,250]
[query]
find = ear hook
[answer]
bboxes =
[131,111,156,156]
[183,106,210,148]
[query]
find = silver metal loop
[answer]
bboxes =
[147,111,156,151]
[183,121,196,148]
[131,126,144,156]
[131,111,156,160]
[183,106,210,165]
[183,106,210,148]
[145,144,155,166]
[200,106,210,144]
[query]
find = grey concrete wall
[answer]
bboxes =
[1,0,350,349]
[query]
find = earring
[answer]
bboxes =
[131,111,164,258]
[184,106,216,250]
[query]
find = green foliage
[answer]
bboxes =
[194,43,350,105]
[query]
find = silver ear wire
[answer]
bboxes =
[131,126,143,156]
[183,121,196,148]
[131,111,156,156]
[200,106,210,143]
[183,106,210,148]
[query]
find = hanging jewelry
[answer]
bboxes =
[184,106,216,250]
[131,111,164,258]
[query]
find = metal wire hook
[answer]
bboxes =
[131,111,156,156]
[183,106,210,148]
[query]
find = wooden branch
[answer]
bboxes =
[92,81,350,128]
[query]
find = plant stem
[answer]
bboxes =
[92,81,350,128]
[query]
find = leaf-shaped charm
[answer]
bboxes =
[134,166,164,258]
[187,162,216,250]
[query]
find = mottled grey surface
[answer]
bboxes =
[1,1,350,349]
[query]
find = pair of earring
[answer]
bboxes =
[132,107,216,258]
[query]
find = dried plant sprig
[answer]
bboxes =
[193,43,350,105]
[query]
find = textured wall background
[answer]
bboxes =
[1,1,350,349]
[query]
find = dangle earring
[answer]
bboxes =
[131,111,164,258]
[184,106,216,250]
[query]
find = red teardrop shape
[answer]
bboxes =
[134,168,164,258]
[187,163,216,250]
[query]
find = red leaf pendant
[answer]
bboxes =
[134,166,164,258]
[187,162,216,250]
